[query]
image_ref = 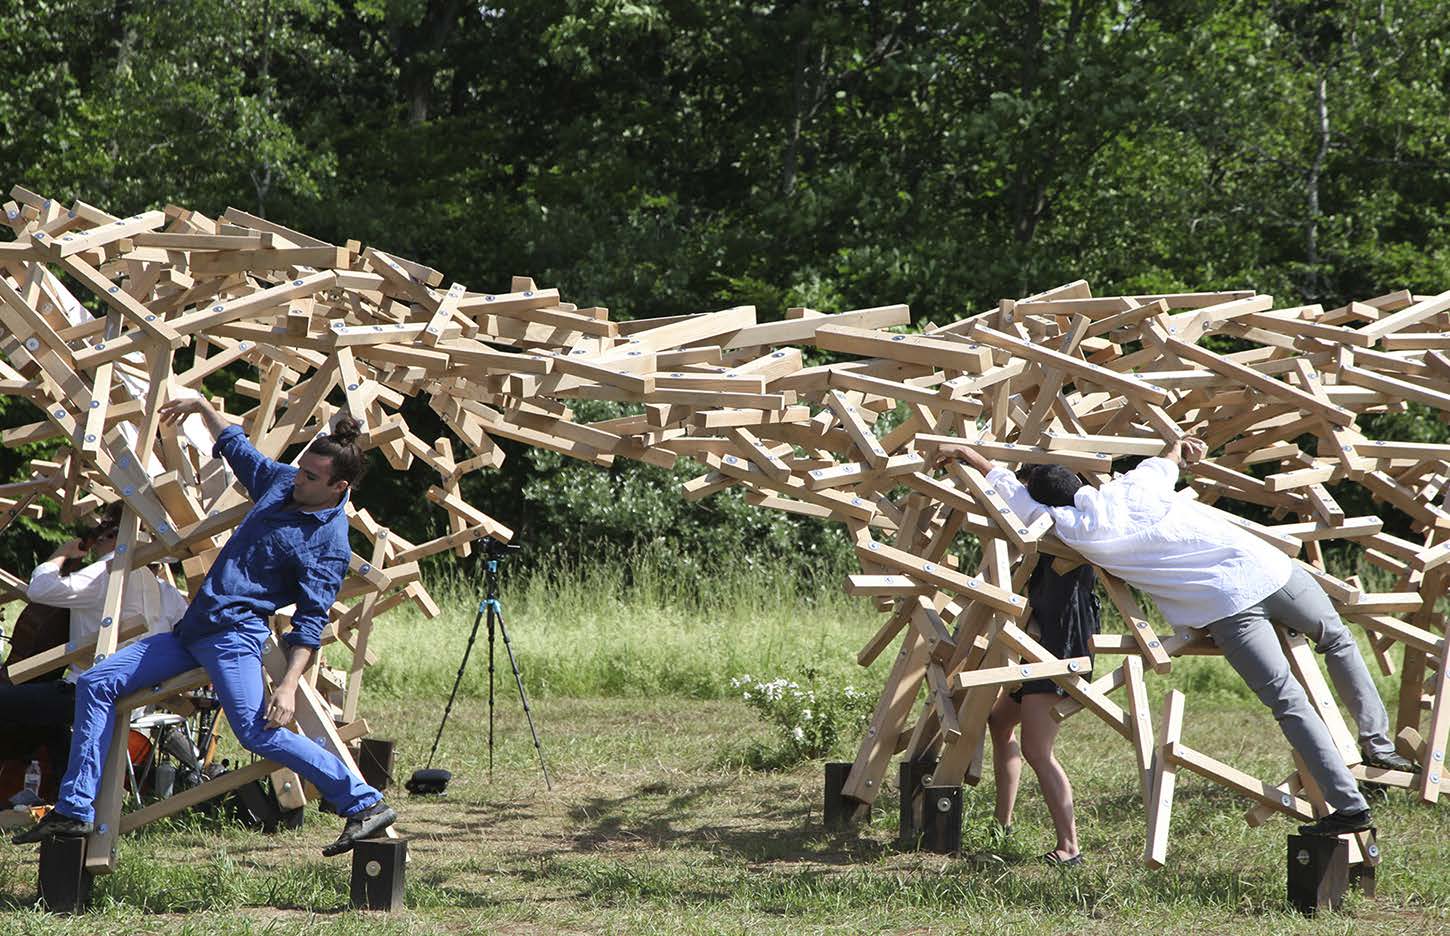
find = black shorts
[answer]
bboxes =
[1009,672,1091,704]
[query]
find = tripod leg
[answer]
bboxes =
[423,603,489,771]
[494,610,552,791]
[488,600,496,781]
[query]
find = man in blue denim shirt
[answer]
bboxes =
[15,398,396,855]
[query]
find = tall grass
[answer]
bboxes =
[338,549,889,700]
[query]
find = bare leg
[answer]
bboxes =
[1020,693,1079,859]
[988,691,1022,829]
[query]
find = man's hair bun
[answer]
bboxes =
[329,415,362,448]
[311,415,367,486]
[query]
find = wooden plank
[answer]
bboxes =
[996,622,1130,737]
[825,390,889,468]
[76,271,337,368]
[815,324,992,374]
[854,533,1025,619]
[711,453,878,524]
[1040,432,1166,457]
[1123,656,1154,808]
[5,618,148,685]
[924,663,962,742]
[843,630,929,804]
[952,656,1091,690]
[827,368,983,418]
[1279,630,1361,767]
[1100,572,1173,674]
[1162,335,1356,426]
[41,210,165,258]
[940,464,1046,551]
[803,453,924,491]
[970,323,1172,405]
[341,530,391,723]
[92,509,141,665]
[1144,689,1183,869]
[916,434,1113,474]
[1418,635,1450,803]
[1355,289,1450,342]
[721,304,909,350]
[84,709,136,873]
[58,255,184,349]
[1166,741,1315,819]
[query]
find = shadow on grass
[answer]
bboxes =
[712,739,815,772]
[564,780,890,864]
[396,775,893,867]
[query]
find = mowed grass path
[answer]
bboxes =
[0,566,1445,934]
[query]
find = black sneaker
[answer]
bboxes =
[11,809,93,845]
[1298,807,1373,837]
[1363,751,1419,773]
[321,801,396,857]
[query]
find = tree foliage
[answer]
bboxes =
[2,0,1448,578]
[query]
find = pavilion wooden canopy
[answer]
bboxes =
[0,184,1445,877]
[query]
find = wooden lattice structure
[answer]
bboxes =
[0,184,1446,876]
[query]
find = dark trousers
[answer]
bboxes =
[0,679,76,777]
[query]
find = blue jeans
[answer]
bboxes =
[57,626,379,823]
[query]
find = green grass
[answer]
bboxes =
[344,554,888,700]
[0,554,1444,933]
[1,697,1444,934]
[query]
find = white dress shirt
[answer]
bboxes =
[26,553,189,681]
[988,458,1292,628]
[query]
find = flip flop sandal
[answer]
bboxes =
[1043,851,1083,866]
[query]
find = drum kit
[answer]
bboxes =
[123,686,221,801]
[122,685,305,833]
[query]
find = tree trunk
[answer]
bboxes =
[1008,0,1045,246]
[781,32,812,197]
[252,0,275,217]
[394,0,465,125]
[1304,72,1330,299]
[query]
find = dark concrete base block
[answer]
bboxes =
[1288,832,1350,915]
[823,762,868,830]
[897,758,939,849]
[38,835,91,914]
[920,785,962,855]
[351,837,407,911]
[358,739,395,792]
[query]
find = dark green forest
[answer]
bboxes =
[3,1,1449,580]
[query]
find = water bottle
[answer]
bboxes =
[23,760,41,797]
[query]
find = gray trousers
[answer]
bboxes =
[1205,565,1393,813]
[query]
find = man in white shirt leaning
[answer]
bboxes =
[0,512,187,785]
[935,436,1415,837]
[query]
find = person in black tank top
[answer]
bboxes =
[987,550,1100,865]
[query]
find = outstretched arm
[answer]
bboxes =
[932,442,996,475]
[1161,436,1207,468]
[160,396,285,500]
[158,395,229,440]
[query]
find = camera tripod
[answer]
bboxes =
[420,539,551,790]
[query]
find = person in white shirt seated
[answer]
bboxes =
[0,511,188,790]
[935,436,1415,838]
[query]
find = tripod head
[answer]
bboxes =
[483,538,519,580]
[484,538,520,560]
